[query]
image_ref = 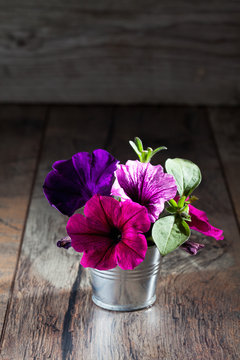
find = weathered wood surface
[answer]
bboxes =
[209,108,240,226]
[1,2,240,104]
[0,106,46,333]
[0,106,239,360]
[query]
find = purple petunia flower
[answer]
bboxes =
[66,194,151,270]
[111,160,177,222]
[57,236,72,249]
[43,149,118,216]
[180,240,205,255]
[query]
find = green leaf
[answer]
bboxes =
[151,146,167,157]
[145,147,153,162]
[148,146,167,162]
[129,140,141,155]
[182,205,189,214]
[129,137,167,163]
[152,215,190,256]
[168,199,178,208]
[165,158,202,197]
[113,196,122,202]
[134,137,143,152]
[177,196,186,209]
[181,213,191,222]
[180,219,191,235]
[187,195,199,204]
[141,151,148,163]
[166,206,177,214]
[129,140,142,161]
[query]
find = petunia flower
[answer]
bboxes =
[57,236,72,249]
[180,240,205,255]
[66,194,151,270]
[173,195,224,243]
[43,149,118,216]
[111,160,177,222]
[188,204,224,241]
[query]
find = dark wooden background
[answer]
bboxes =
[0,1,240,104]
[0,105,239,359]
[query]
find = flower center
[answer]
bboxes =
[110,227,122,243]
[127,190,149,208]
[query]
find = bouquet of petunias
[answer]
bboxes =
[43,137,223,271]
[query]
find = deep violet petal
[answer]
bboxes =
[43,150,118,216]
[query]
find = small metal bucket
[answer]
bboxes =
[90,246,161,311]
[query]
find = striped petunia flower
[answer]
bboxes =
[111,160,177,222]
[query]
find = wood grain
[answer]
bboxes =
[0,106,239,360]
[209,108,240,226]
[0,106,46,333]
[0,106,114,359]
[0,1,240,104]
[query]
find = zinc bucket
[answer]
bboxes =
[90,246,161,311]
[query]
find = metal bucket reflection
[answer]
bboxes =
[90,246,161,311]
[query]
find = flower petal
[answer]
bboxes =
[84,194,121,229]
[116,231,147,270]
[66,195,149,270]
[180,240,205,255]
[56,235,72,249]
[43,150,118,216]
[189,205,224,241]
[66,213,111,252]
[117,200,150,233]
[81,244,117,270]
[72,149,118,195]
[43,159,88,216]
[111,175,130,201]
[112,160,177,222]
[83,195,150,239]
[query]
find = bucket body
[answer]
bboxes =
[90,246,161,311]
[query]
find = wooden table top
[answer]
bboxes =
[0,105,239,360]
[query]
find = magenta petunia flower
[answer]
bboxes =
[43,149,118,216]
[66,194,151,270]
[111,160,177,222]
[188,204,224,241]
[180,240,205,255]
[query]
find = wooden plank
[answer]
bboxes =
[0,106,113,358]
[209,108,240,226]
[0,2,240,104]
[0,106,46,334]
[1,106,239,360]
[103,106,240,359]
